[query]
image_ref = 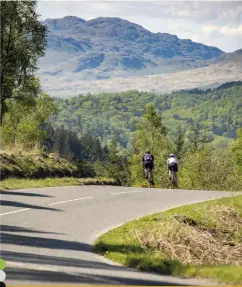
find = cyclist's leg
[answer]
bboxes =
[173,171,177,187]
[168,168,172,180]
[173,163,178,186]
[144,162,148,179]
[150,163,155,185]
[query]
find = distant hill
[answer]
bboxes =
[37,16,242,97]
[40,16,223,78]
[213,48,242,64]
[39,49,242,97]
[52,82,242,148]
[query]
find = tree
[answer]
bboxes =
[0,1,47,123]
[80,131,104,162]
[0,92,56,149]
[187,124,211,152]
[170,124,186,160]
[179,147,238,191]
[103,139,130,186]
[230,127,242,179]
[130,103,169,187]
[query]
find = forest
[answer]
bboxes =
[52,82,242,148]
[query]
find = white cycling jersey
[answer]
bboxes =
[167,157,178,165]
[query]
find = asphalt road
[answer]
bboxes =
[0,185,238,286]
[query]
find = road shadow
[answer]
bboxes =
[1,232,91,251]
[0,190,53,198]
[0,225,142,253]
[0,200,61,212]
[0,225,63,235]
[1,250,124,271]
[2,226,195,286]
[6,267,192,285]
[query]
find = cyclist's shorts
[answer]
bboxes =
[144,161,153,170]
[168,162,178,172]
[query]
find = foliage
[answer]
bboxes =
[42,125,109,162]
[0,1,47,122]
[0,93,56,150]
[102,139,131,186]
[130,103,169,187]
[230,128,242,179]
[169,124,187,160]
[129,104,241,191]
[53,83,242,148]
[179,147,241,191]
[0,151,95,180]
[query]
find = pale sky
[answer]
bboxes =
[37,1,242,52]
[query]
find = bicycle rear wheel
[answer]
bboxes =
[147,169,154,187]
[171,171,178,187]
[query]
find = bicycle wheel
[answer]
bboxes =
[171,171,178,187]
[147,168,154,187]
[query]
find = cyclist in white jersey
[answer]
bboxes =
[167,154,178,180]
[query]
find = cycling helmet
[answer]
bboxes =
[169,153,175,157]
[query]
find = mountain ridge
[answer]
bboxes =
[38,16,242,97]
[39,16,224,78]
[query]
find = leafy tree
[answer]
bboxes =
[52,83,242,148]
[179,147,239,191]
[0,93,55,149]
[0,1,47,122]
[230,128,242,179]
[130,103,169,187]
[103,139,130,186]
[80,131,104,162]
[187,124,211,152]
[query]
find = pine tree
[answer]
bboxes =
[170,124,186,160]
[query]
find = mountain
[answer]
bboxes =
[39,49,242,97]
[37,16,226,93]
[38,16,242,97]
[212,48,242,64]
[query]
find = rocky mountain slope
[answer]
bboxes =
[37,16,242,97]
[38,16,223,77]
[39,49,242,97]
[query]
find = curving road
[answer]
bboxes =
[0,185,237,286]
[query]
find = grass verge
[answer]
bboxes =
[0,151,95,180]
[1,177,117,190]
[94,195,242,285]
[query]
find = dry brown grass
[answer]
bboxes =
[134,205,242,266]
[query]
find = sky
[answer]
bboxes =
[37,1,242,52]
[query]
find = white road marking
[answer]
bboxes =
[111,190,144,195]
[0,196,93,216]
[48,196,93,206]
[0,208,30,216]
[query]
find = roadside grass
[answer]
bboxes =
[0,151,95,180]
[0,177,117,190]
[94,195,242,285]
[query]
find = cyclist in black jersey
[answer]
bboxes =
[142,151,154,179]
